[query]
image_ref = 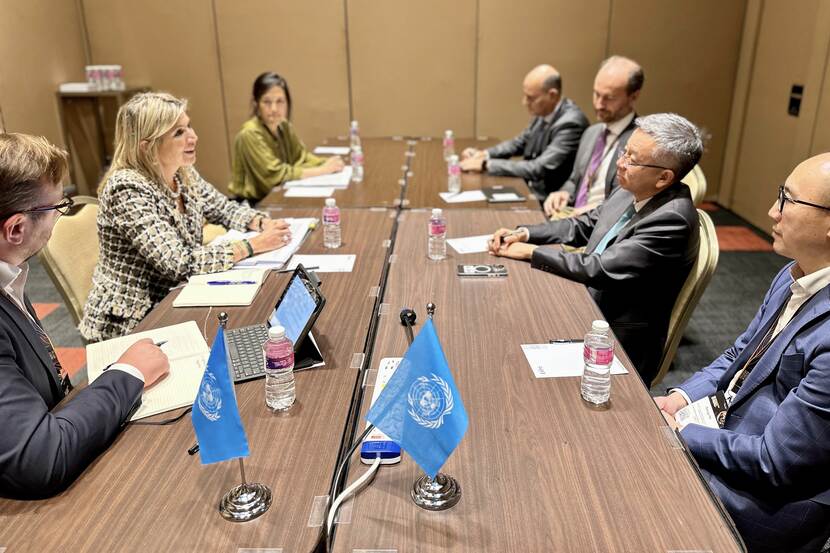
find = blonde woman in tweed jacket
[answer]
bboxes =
[80,92,292,342]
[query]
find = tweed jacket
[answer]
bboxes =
[79,167,263,342]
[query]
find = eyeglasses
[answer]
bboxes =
[23,196,75,216]
[619,151,671,171]
[777,185,830,213]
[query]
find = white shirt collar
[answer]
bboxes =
[633,197,651,212]
[543,99,563,124]
[605,111,636,138]
[0,259,29,309]
[789,264,830,298]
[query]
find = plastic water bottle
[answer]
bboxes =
[351,146,364,183]
[442,130,455,161]
[580,320,614,406]
[447,154,461,194]
[349,120,361,150]
[264,325,295,411]
[323,198,341,248]
[428,208,447,260]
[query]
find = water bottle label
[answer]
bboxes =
[429,221,446,235]
[323,211,340,224]
[443,138,454,148]
[584,345,613,365]
[353,153,364,164]
[448,165,461,176]
[266,351,294,370]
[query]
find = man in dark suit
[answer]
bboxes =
[460,64,588,201]
[0,133,169,499]
[489,113,702,385]
[543,56,643,218]
[655,154,830,553]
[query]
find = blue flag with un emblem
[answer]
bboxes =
[191,327,250,465]
[366,319,468,478]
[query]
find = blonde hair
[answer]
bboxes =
[0,133,68,217]
[100,91,191,193]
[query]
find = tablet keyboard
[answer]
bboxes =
[226,324,270,383]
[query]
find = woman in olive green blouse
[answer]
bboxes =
[230,72,344,202]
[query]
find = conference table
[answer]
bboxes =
[0,138,744,552]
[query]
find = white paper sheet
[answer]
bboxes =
[439,190,487,203]
[284,167,352,188]
[86,321,210,420]
[209,218,317,269]
[447,234,492,254]
[492,192,524,202]
[521,342,628,378]
[286,254,356,273]
[313,146,350,155]
[284,187,335,198]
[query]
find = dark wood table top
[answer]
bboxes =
[0,208,394,553]
[332,209,743,553]
[405,138,540,210]
[259,137,411,209]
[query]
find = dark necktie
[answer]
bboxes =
[574,128,609,208]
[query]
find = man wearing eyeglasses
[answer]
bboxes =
[489,113,701,386]
[653,154,830,552]
[0,133,169,499]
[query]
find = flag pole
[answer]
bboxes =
[410,303,462,511]
[215,312,273,523]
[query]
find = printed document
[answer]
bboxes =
[209,218,317,269]
[284,167,352,188]
[447,234,492,254]
[439,190,487,203]
[286,254,356,273]
[521,342,628,378]
[284,187,335,198]
[313,146,350,155]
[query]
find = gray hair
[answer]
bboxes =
[635,113,703,181]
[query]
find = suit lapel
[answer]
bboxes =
[731,285,830,407]
[0,294,60,391]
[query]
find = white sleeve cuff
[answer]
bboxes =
[106,363,145,384]
[669,388,692,406]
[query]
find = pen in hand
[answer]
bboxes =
[154,340,168,347]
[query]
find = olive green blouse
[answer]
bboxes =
[229,117,324,202]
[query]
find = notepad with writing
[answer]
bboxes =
[172,268,268,307]
[86,321,210,421]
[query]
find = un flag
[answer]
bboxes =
[191,327,250,465]
[367,319,468,478]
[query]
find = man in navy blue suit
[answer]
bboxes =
[0,133,169,499]
[656,153,830,552]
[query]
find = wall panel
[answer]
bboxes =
[477,0,609,141]
[729,0,819,230]
[0,0,86,153]
[81,0,230,188]
[347,0,477,138]
[214,0,350,155]
[608,0,746,200]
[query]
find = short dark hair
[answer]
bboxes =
[252,72,293,120]
[600,55,644,95]
[0,133,68,219]
[542,73,562,93]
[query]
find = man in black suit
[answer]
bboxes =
[0,133,169,499]
[460,64,589,201]
[490,113,702,385]
[543,56,643,218]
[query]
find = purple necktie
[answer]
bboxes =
[574,128,609,208]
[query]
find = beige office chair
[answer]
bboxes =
[651,208,720,386]
[682,164,707,206]
[38,195,99,327]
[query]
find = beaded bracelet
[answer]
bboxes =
[241,239,254,257]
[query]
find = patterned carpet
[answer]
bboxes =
[27,201,787,389]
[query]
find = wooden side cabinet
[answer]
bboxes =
[57,87,149,195]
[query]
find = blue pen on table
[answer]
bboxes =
[206,280,257,285]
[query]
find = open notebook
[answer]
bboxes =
[209,217,317,270]
[86,321,209,421]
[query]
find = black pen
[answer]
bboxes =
[187,442,199,455]
[154,340,168,347]
[549,339,583,344]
